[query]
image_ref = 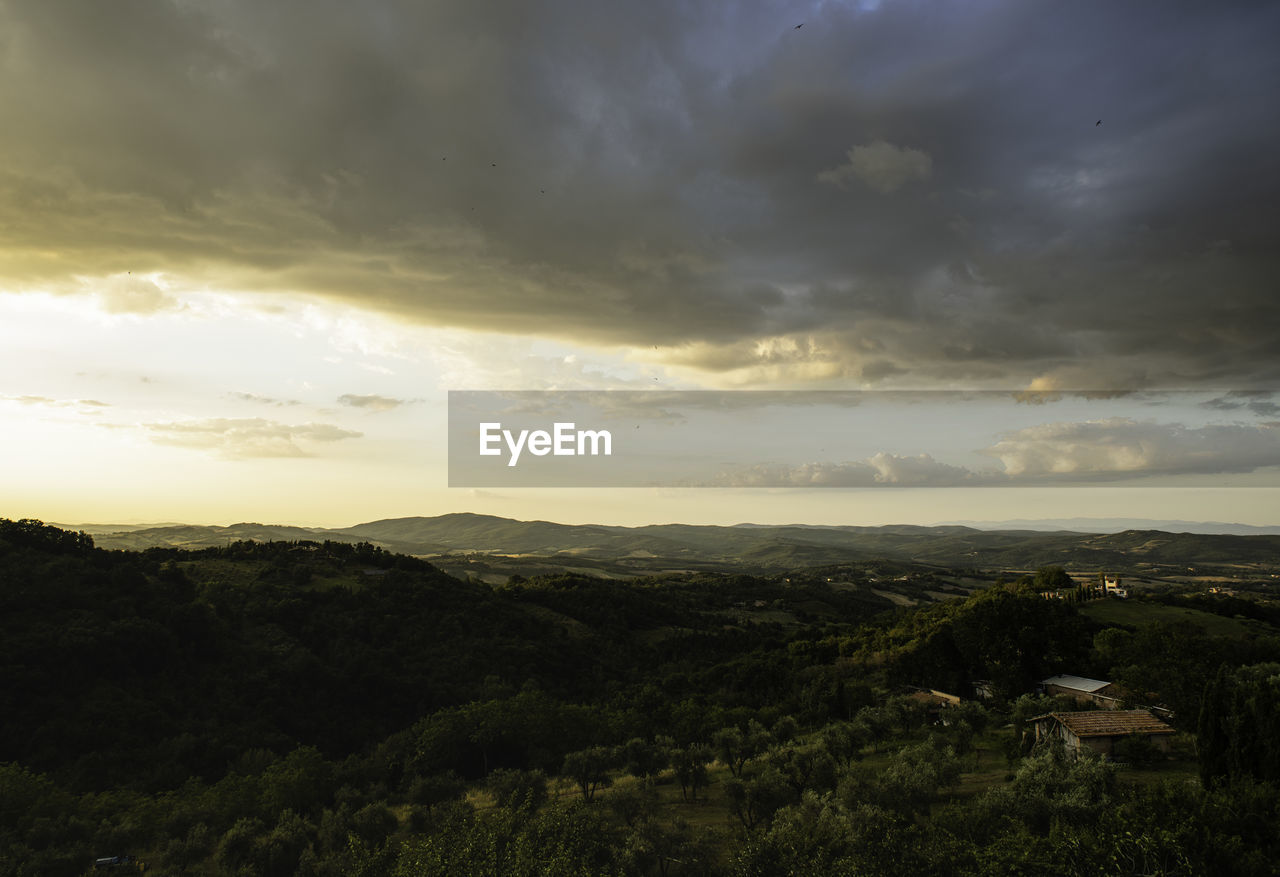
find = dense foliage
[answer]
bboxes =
[3,520,1280,875]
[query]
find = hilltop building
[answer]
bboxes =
[1103,574,1128,598]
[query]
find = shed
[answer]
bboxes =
[906,687,963,724]
[1040,674,1121,708]
[1031,709,1175,758]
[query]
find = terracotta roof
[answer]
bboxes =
[1037,710,1174,738]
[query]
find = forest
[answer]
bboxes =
[2,517,1280,876]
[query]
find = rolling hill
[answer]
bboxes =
[80,513,1280,577]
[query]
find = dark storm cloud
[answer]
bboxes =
[1203,391,1280,417]
[2,0,1278,387]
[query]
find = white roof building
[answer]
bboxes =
[1040,674,1111,694]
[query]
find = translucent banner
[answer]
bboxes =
[447,390,1280,488]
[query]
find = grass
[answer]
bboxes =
[1112,732,1200,788]
[946,734,1016,801]
[1116,757,1200,789]
[1080,599,1275,637]
[646,765,740,832]
[177,557,270,588]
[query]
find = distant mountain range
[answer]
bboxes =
[939,518,1280,536]
[62,522,350,548]
[51,522,190,534]
[65,512,1280,575]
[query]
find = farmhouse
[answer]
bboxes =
[1103,575,1128,598]
[1031,709,1175,758]
[1040,674,1121,708]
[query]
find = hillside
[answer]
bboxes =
[5,519,1280,875]
[85,514,1280,580]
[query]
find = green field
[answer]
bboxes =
[1081,599,1275,637]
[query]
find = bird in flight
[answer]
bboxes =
[1096,120,1102,126]
[794,23,803,29]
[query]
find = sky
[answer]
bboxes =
[2,0,1279,528]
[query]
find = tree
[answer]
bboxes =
[713,727,749,778]
[713,720,771,778]
[1111,732,1161,767]
[562,746,618,803]
[1033,566,1073,592]
[949,586,1091,700]
[260,747,334,817]
[820,721,867,765]
[407,772,466,810]
[1115,621,1232,721]
[732,796,922,877]
[872,740,962,817]
[216,817,265,873]
[604,777,658,828]
[619,738,668,780]
[1006,744,1116,835]
[1093,627,1134,669]
[622,815,713,877]
[392,800,623,876]
[1198,662,1280,785]
[670,744,712,802]
[768,743,838,797]
[486,768,549,810]
[252,809,316,877]
[723,765,793,831]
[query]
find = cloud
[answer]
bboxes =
[817,141,933,193]
[453,388,886,430]
[701,417,1280,486]
[94,274,181,315]
[0,1,1277,388]
[864,452,980,485]
[1202,391,1279,417]
[2,395,111,409]
[144,418,362,458]
[229,391,302,407]
[337,393,406,412]
[981,418,1280,479]
[704,454,993,488]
